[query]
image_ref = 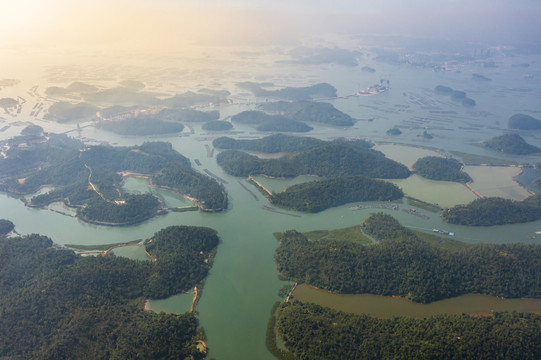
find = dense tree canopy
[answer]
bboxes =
[482,133,541,155]
[237,82,336,101]
[217,142,410,179]
[508,113,541,130]
[202,120,233,131]
[275,213,541,303]
[0,135,227,224]
[442,194,541,226]
[0,225,218,359]
[412,156,472,183]
[276,301,541,360]
[213,134,372,154]
[97,117,185,135]
[259,101,356,126]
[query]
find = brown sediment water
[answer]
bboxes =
[292,284,541,319]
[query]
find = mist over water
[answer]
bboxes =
[1,1,541,359]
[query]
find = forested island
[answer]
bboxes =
[275,213,541,303]
[216,142,410,179]
[45,101,99,122]
[412,156,472,183]
[433,85,476,107]
[386,127,402,136]
[201,120,233,131]
[97,117,185,136]
[482,133,541,155]
[0,135,227,225]
[0,225,218,359]
[236,82,336,101]
[269,175,403,213]
[258,101,356,127]
[0,219,14,235]
[442,194,541,226]
[508,113,541,130]
[213,134,326,153]
[275,302,541,360]
[231,111,312,132]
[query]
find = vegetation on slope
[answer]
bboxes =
[508,113,541,130]
[231,110,313,132]
[482,133,541,155]
[216,142,410,179]
[259,101,356,127]
[237,82,336,101]
[213,134,325,153]
[97,117,185,135]
[275,213,541,303]
[0,225,218,359]
[441,194,541,226]
[276,301,541,360]
[269,175,403,213]
[412,156,472,183]
[202,120,233,131]
[0,135,227,223]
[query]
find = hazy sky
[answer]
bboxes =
[1,0,540,52]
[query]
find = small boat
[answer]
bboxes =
[433,229,455,236]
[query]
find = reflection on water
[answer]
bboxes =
[292,284,541,319]
[0,47,540,359]
[147,293,195,314]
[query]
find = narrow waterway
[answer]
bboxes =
[1,51,541,359]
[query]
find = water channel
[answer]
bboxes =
[1,50,541,359]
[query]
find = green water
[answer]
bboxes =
[110,245,150,261]
[293,284,541,319]
[148,293,195,314]
[388,174,478,208]
[0,50,540,360]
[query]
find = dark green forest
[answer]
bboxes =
[275,213,541,303]
[442,194,541,226]
[259,100,356,126]
[77,193,163,225]
[0,219,14,235]
[216,142,410,178]
[412,156,472,183]
[508,113,541,130]
[201,120,233,131]
[152,166,227,211]
[0,135,227,223]
[237,82,336,101]
[213,134,372,154]
[276,301,541,360]
[269,175,403,213]
[0,225,218,359]
[482,133,541,155]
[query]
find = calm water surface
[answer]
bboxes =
[0,53,540,359]
[293,284,541,319]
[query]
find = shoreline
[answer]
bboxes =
[290,283,541,318]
